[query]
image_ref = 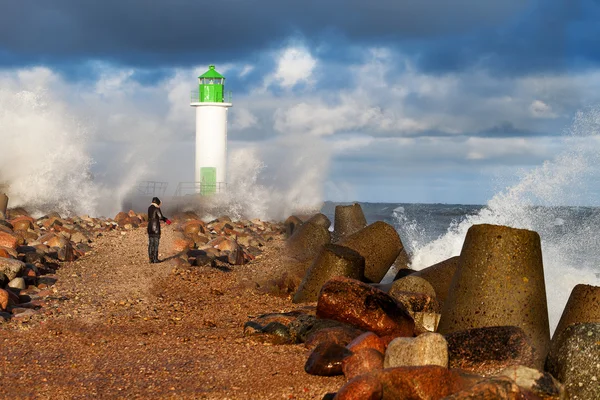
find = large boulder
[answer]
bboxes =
[342,348,384,381]
[438,224,550,369]
[334,366,483,400]
[497,365,565,400]
[293,244,365,303]
[338,221,403,283]
[384,332,448,368]
[316,277,414,338]
[445,326,536,376]
[443,376,526,400]
[304,342,352,376]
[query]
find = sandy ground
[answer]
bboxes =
[0,226,344,399]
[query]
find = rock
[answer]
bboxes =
[0,258,25,280]
[334,373,383,400]
[446,326,536,375]
[346,332,386,355]
[304,326,364,351]
[284,215,303,239]
[300,318,364,346]
[41,216,63,230]
[334,203,367,239]
[70,231,89,244]
[384,332,448,368]
[342,348,384,381]
[336,366,482,400]
[389,275,436,298]
[57,241,76,261]
[8,277,26,290]
[438,224,551,369]
[387,291,440,316]
[172,237,194,253]
[45,234,69,249]
[0,288,8,310]
[285,221,331,262]
[305,342,353,376]
[293,244,365,303]
[316,277,415,338]
[410,256,459,309]
[244,311,316,344]
[443,376,526,400]
[497,365,564,399]
[413,312,441,334]
[0,272,8,288]
[6,207,29,220]
[0,247,11,259]
[337,221,403,283]
[209,220,234,233]
[183,220,206,236]
[0,246,17,259]
[10,216,34,231]
[0,231,18,250]
[186,250,215,267]
[552,284,600,342]
[546,322,600,400]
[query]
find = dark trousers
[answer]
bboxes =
[148,235,160,262]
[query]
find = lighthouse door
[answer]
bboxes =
[200,167,217,195]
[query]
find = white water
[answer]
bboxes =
[0,70,329,220]
[407,108,600,333]
[188,139,329,221]
[0,88,99,216]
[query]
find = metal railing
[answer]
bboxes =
[174,182,227,197]
[135,181,168,196]
[190,90,232,103]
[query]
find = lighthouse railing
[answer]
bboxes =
[190,90,232,103]
[174,182,228,197]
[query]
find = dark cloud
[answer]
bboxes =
[0,0,528,69]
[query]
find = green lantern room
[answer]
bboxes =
[198,65,225,103]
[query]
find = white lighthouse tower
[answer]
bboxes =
[190,65,232,195]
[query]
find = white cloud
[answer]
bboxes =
[265,46,317,89]
[230,108,258,131]
[530,100,557,119]
[239,64,254,77]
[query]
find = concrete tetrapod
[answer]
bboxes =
[306,213,331,230]
[437,224,550,369]
[285,221,331,262]
[411,256,459,309]
[337,221,403,283]
[552,283,600,342]
[334,203,367,239]
[293,244,365,303]
[0,193,7,219]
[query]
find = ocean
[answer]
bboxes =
[322,201,600,333]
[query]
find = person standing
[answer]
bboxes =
[147,197,171,263]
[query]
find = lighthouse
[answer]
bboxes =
[190,65,232,195]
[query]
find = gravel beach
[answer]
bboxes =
[0,225,343,399]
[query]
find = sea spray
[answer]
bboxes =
[0,88,98,216]
[405,108,600,332]
[188,137,330,221]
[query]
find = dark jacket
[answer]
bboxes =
[147,204,167,236]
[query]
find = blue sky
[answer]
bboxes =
[3,0,600,209]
